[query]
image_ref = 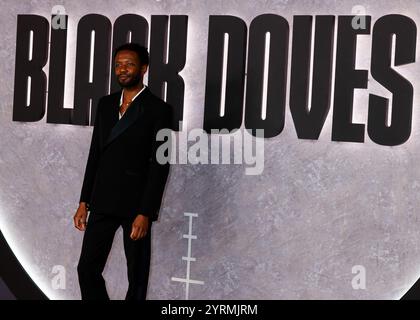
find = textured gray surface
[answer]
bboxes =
[1,0,420,299]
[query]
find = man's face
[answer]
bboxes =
[114,50,148,88]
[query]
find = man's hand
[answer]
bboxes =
[130,214,149,240]
[74,202,88,231]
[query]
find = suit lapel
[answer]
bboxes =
[104,87,150,148]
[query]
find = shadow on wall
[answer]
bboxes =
[402,278,420,300]
[0,230,47,300]
[0,277,15,300]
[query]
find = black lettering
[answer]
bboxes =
[47,15,69,124]
[149,15,188,131]
[368,14,417,146]
[290,15,335,139]
[73,14,111,126]
[13,15,49,122]
[203,15,247,133]
[245,14,289,138]
[332,15,371,143]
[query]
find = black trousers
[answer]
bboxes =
[77,212,152,300]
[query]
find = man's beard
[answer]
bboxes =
[117,73,141,88]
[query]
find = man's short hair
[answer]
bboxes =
[114,43,149,66]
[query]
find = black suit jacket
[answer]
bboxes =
[79,87,172,221]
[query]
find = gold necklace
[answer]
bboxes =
[120,100,132,114]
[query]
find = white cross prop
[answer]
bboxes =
[171,212,204,300]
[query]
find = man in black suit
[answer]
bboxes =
[73,43,172,300]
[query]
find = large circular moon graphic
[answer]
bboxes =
[1,0,420,299]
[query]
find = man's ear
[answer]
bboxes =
[141,64,148,75]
